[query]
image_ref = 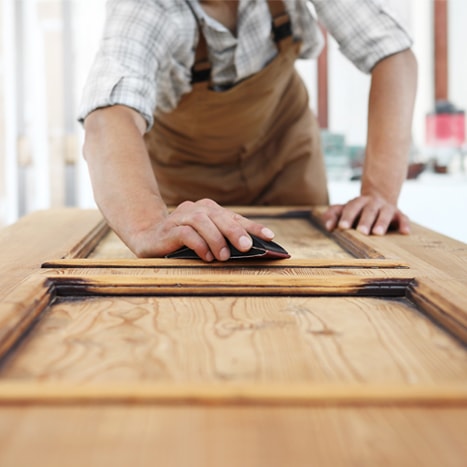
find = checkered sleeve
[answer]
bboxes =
[77,0,178,130]
[311,0,413,73]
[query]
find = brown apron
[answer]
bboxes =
[144,0,329,206]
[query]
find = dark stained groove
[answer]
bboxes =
[49,276,411,298]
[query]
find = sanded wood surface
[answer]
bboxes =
[408,278,467,344]
[1,382,466,405]
[87,216,354,260]
[0,207,466,466]
[43,271,413,296]
[1,296,465,385]
[45,257,410,268]
[57,210,390,263]
[0,406,466,467]
[311,209,467,283]
[0,209,103,300]
[0,275,50,362]
[38,208,410,271]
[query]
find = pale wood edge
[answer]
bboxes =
[309,208,386,259]
[336,222,467,283]
[0,382,465,406]
[330,229,386,259]
[0,274,465,405]
[0,209,103,301]
[46,206,390,264]
[0,270,413,366]
[0,275,53,361]
[408,279,467,345]
[62,218,109,259]
[58,206,313,261]
[47,273,413,297]
[42,258,410,269]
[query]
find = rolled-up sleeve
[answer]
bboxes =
[78,0,178,130]
[312,0,413,73]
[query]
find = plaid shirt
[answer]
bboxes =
[78,0,412,130]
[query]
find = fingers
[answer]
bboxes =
[173,224,214,262]
[132,222,213,261]
[392,211,411,235]
[134,196,409,260]
[324,196,410,236]
[321,205,344,231]
[176,202,236,261]
[337,197,368,231]
[228,213,275,242]
[355,198,386,235]
[166,199,276,261]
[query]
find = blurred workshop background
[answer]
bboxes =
[0,0,466,242]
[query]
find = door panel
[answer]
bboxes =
[1,295,465,386]
[87,215,355,260]
[43,209,406,267]
[0,406,466,467]
[0,208,466,466]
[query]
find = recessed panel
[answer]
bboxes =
[1,295,465,384]
[88,217,354,260]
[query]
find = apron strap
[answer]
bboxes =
[267,0,293,44]
[189,0,293,84]
[191,34,211,84]
[184,0,212,84]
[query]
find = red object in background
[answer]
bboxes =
[426,112,466,147]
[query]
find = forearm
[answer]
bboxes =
[82,105,275,260]
[83,105,168,246]
[362,49,418,204]
[322,49,417,235]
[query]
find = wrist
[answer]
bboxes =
[360,154,407,205]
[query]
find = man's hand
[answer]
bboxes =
[83,106,275,261]
[128,198,275,261]
[322,195,410,236]
[321,48,417,237]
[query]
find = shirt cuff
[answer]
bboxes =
[77,56,156,131]
[345,15,413,73]
[323,3,414,74]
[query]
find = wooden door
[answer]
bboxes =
[0,207,466,466]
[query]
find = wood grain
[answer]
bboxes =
[341,224,467,343]
[45,272,413,297]
[1,207,467,467]
[0,382,465,405]
[62,218,108,259]
[1,296,465,386]
[0,209,103,300]
[43,257,410,269]
[0,407,466,467]
[408,278,467,344]
[0,275,52,361]
[86,216,355,260]
[340,221,467,283]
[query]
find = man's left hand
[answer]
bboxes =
[321,194,410,236]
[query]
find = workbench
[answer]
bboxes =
[0,207,466,466]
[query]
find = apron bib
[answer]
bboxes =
[144,0,329,206]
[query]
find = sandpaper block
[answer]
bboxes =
[166,234,290,260]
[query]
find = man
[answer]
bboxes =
[79,0,417,261]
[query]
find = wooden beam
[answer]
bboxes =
[434,0,448,101]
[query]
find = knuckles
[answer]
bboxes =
[197,198,218,209]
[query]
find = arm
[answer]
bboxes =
[322,48,418,235]
[83,105,275,260]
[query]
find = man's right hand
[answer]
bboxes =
[128,198,275,261]
[83,106,274,262]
